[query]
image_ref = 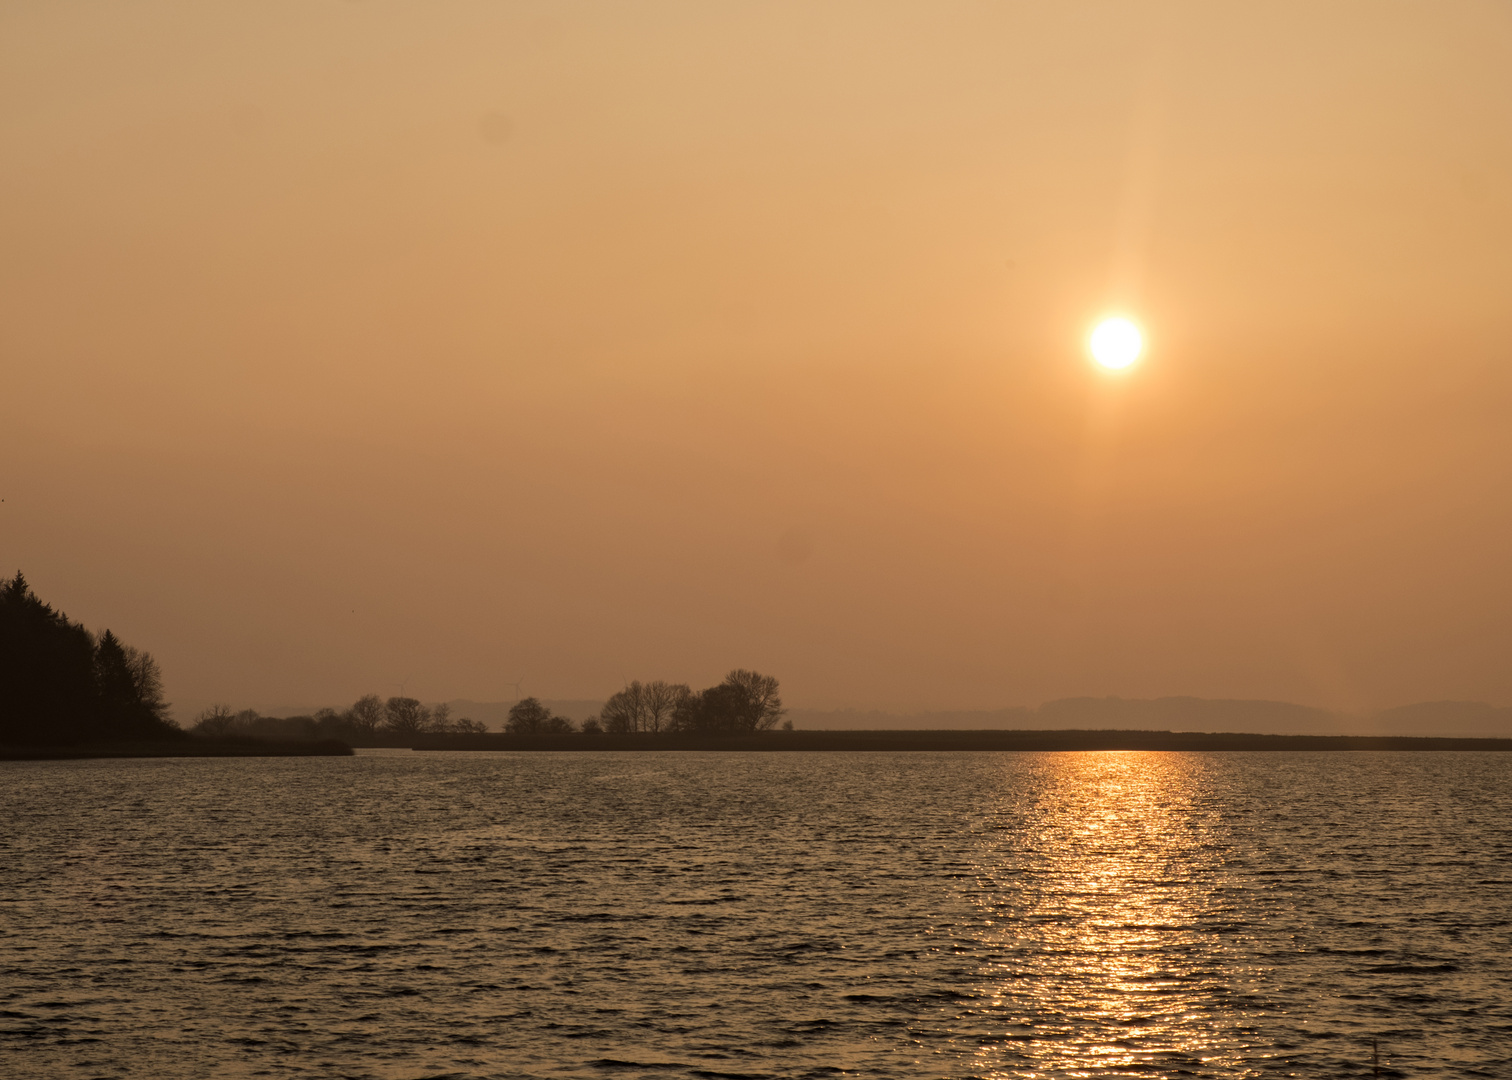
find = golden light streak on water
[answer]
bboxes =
[969,753,1261,1077]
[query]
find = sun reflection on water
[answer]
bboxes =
[964,752,1257,1078]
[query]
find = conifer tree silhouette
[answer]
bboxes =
[0,572,179,745]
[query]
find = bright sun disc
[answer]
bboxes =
[1089,317,1143,370]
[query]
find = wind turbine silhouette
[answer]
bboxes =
[506,676,524,703]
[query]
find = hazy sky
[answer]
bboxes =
[3,2,1511,715]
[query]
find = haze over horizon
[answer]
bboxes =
[4,2,1511,716]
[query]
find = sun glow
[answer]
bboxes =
[1089,317,1143,371]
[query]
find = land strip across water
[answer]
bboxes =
[0,738,354,760]
[408,729,1512,752]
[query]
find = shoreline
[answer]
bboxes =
[10,731,1509,759]
[0,738,354,760]
[407,729,1512,752]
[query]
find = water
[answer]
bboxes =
[2,751,1509,1079]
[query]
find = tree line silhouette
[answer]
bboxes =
[1,570,788,746]
[1,572,180,745]
[190,696,490,741]
[190,670,788,741]
[594,671,788,733]
[504,670,787,734]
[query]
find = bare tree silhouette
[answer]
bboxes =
[602,680,691,733]
[383,696,430,736]
[506,697,574,734]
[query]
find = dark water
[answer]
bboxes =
[2,751,1510,1079]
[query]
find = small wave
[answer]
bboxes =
[1363,963,1460,974]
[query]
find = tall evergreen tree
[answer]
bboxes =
[94,630,173,739]
[0,572,179,745]
[1,572,98,743]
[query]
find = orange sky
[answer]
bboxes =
[3,2,1511,716]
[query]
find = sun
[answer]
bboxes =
[1089,317,1143,371]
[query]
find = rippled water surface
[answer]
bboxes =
[3,751,1510,1078]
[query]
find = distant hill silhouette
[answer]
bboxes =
[786,696,1512,738]
[1366,700,1512,738]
